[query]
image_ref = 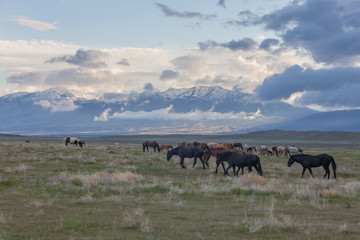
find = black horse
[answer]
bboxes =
[287,154,337,179]
[167,146,206,169]
[216,152,263,176]
[143,141,160,152]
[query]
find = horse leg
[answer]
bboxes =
[215,163,219,174]
[323,165,330,179]
[253,166,261,175]
[301,167,306,178]
[221,162,226,175]
[199,155,206,170]
[180,157,186,169]
[308,168,314,178]
[192,157,197,168]
[235,167,241,176]
[224,165,232,176]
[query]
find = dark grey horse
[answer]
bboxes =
[216,152,263,176]
[167,146,206,169]
[288,154,336,179]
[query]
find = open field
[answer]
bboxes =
[1,135,360,239]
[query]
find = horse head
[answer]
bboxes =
[287,156,295,167]
[167,150,173,161]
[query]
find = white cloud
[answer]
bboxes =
[99,105,264,121]
[9,16,57,31]
[0,39,317,97]
[34,99,78,112]
[94,108,111,121]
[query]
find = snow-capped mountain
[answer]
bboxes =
[0,86,357,135]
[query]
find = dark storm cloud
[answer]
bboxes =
[228,0,360,63]
[259,38,280,51]
[117,58,130,66]
[155,3,216,20]
[295,84,360,108]
[159,70,180,80]
[45,48,107,68]
[255,65,360,102]
[198,38,257,51]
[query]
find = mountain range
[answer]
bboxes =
[0,86,358,135]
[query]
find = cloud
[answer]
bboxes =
[198,38,258,51]
[143,83,155,91]
[45,48,108,68]
[9,16,57,31]
[160,70,180,80]
[117,58,130,66]
[259,38,280,51]
[230,0,360,64]
[94,108,111,121]
[255,65,360,107]
[155,3,216,20]
[98,105,263,121]
[34,99,78,112]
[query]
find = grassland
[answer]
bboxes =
[1,134,360,239]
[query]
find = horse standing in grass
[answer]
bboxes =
[160,144,173,152]
[272,146,286,157]
[285,146,303,156]
[143,141,160,152]
[167,146,206,169]
[204,148,243,168]
[287,154,336,179]
[216,152,263,176]
[233,142,243,150]
[78,141,85,148]
[62,137,80,146]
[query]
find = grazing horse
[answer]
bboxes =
[62,137,80,146]
[160,144,173,152]
[167,146,206,169]
[247,146,258,154]
[25,140,30,143]
[143,141,160,152]
[287,154,337,179]
[233,142,243,150]
[285,146,303,156]
[204,148,244,171]
[216,152,263,176]
[78,141,85,148]
[272,146,286,157]
[260,149,273,157]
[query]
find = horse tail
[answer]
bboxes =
[256,155,263,176]
[142,142,146,152]
[330,156,337,179]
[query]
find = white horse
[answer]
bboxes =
[62,137,80,146]
[285,146,303,156]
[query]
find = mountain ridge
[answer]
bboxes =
[0,86,357,135]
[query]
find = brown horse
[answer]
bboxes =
[160,144,173,151]
[187,142,210,151]
[204,148,244,166]
[178,142,187,147]
[143,141,160,152]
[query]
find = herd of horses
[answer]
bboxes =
[143,141,337,179]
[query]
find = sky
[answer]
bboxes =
[1,0,360,112]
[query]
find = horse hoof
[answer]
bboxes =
[182,166,187,169]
